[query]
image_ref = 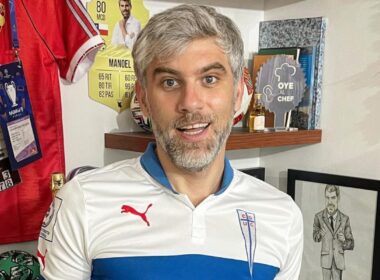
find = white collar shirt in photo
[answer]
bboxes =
[111,15,141,49]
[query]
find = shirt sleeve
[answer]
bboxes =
[111,23,121,46]
[23,0,104,83]
[124,18,141,49]
[275,202,304,280]
[37,178,91,280]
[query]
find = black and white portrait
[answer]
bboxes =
[287,170,380,280]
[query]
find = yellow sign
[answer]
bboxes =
[87,0,149,112]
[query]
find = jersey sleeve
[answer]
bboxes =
[275,201,304,280]
[23,0,104,83]
[37,177,91,279]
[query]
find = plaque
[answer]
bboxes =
[256,55,306,129]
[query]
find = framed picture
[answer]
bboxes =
[240,167,265,181]
[287,169,380,280]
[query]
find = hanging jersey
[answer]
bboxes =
[0,0,14,63]
[0,0,104,244]
[38,144,303,279]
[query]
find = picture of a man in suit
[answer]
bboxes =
[313,184,354,280]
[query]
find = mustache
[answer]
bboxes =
[173,112,214,128]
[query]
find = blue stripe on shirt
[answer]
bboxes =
[91,254,279,280]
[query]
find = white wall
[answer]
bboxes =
[261,0,380,191]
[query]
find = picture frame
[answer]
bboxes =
[240,167,265,181]
[287,169,380,280]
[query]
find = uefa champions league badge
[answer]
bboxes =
[236,209,257,277]
[0,62,41,170]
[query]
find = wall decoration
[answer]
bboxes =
[87,0,149,112]
[287,169,380,280]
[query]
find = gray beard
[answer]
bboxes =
[152,111,233,172]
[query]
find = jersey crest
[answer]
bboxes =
[237,209,257,277]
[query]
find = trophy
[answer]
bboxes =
[256,55,305,130]
[51,172,65,196]
[4,81,18,107]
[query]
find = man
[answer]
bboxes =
[111,0,141,49]
[313,185,354,280]
[38,5,303,279]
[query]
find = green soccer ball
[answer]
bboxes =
[0,250,40,280]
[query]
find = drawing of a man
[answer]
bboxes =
[313,184,354,280]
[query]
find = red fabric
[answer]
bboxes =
[0,0,102,244]
[0,0,14,64]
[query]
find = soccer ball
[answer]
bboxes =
[130,92,152,132]
[0,250,40,279]
[233,67,254,125]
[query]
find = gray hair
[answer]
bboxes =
[325,184,340,199]
[132,4,244,88]
[119,0,131,5]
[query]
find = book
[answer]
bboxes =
[258,47,301,61]
[290,46,317,129]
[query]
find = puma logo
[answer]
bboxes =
[121,203,153,226]
[37,249,47,271]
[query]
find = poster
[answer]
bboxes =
[297,182,377,280]
[87,0,149,112]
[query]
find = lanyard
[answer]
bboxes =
[8,0,19,50]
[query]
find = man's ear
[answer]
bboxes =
[135,81,150,117]
[233,76,244,113]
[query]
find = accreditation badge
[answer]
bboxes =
[0,62,41,170]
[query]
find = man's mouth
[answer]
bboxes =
[177,123,210,135]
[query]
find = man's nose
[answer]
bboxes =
[177,83,204,113]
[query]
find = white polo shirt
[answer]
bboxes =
[38,143,303,279]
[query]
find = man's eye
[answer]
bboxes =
[204,76,217,84]
[162,79,178,88]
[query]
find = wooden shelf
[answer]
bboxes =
[105,128,322,152]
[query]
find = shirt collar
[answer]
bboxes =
[140,142,234,195]
[328,212,338,220]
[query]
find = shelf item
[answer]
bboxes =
[105,128,322,152]
[259,17,327,129]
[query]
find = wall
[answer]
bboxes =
[261,0,380,190]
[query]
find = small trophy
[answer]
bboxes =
[5,81,18,107]
[51,172,65,196]
[256,55,305,130]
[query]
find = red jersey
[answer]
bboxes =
[0,0,103,244]
[0,0,13,63]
